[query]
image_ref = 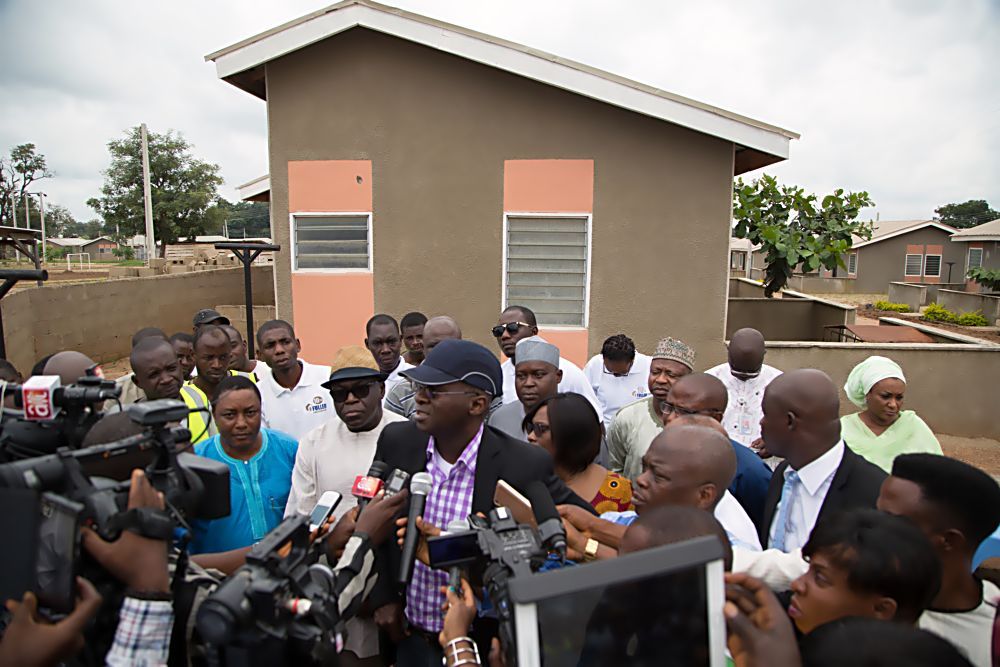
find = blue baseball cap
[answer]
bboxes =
[401,339,503,398]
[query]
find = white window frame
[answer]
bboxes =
[501,212,592,329]
[923,254,942,278]
[904,253,923,277]
[968,247,984,272]
[847,252,858,275]
[288,212,373,274]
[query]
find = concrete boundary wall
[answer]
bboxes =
[1,266,274,373]
[938,290,1000,324]
[888,282,967,310]
[765,342,1000,439]
[727,279,856,341]
[786,275,858,294]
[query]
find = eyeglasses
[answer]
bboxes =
[602,363,633,377]
[661,401,720,418]
[414,384,480,400]
[329,382,378,403]
[491,322,531,338]
[731,368,762,381]
[524,422,551,436]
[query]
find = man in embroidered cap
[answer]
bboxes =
[489,337,562,439]
[283,344,408,664]
[607,336,695,481]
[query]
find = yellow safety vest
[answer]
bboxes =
[180,383,216,445]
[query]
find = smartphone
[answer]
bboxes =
[309,491,343,531]
[36,492,84,614]
[494,479,536,527]
[383,469,410,498]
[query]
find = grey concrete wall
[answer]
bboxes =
[787,275,860,294]
[1,266,274,374]
[726,296,855,341]
[938,290,1000,324]
[887,282,925,311]
[765,342,1000,438]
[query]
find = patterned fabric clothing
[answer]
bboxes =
[406,425,484,633]
[106,597,174,667]
[590,471,634,514]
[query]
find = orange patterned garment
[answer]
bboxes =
[591,471,634,514]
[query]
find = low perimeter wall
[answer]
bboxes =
[938,289,1000,325]
[888,282,968,310]
[1,266,274,373]
[727,279,855,341]
[766,342,1000,439]
[786,275,859,294]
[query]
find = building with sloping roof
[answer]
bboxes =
[48,236,119,259]
[206,0,797,364]
[950,218,1000,292]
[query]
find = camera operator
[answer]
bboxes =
[0,469,174,667]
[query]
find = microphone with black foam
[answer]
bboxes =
[524,481,568,561]
[398,471,433,585]
[353,461,388,516]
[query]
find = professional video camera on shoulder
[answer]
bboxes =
[0,395,229,618]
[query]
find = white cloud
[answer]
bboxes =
[1,0,997,223]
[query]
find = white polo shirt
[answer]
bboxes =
[259,360,333,441]
[583,353,652,430]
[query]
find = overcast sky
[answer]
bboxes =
[1,0,997,224]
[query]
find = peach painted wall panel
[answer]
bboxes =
[288,160,372,212]
[539,328,589,367]
[292,273,374,365]
[503,160,594,213]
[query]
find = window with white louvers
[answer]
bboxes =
[505,215,589,327]
[292,215,371,271]
[923,255,941,277]
[904,254,923,277]
[968,248,983,272]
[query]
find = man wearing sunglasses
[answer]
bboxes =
[284,345,407,665]
[706,327,782,450]
[367,338,595,665]
[493,305,600,414]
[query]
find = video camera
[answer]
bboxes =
[427,506,552,667]
[0,397,230,615]
[196,513,350,665]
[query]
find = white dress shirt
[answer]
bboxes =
[500,356,601,415]
[767,441,845,552]
[582,353,652,430]
[705,362,782,447]
[715,491,762,551]
[258,360,333,441]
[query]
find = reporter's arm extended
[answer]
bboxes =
[190,546,252,576]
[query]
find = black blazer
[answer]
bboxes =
[368,421,595,611]
[759,445,887,549]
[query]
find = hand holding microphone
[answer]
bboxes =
[352,461,388,515]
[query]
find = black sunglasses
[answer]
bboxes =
[492,321,531,338]
[329,382,377,403]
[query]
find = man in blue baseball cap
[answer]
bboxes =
[367,339,595,665]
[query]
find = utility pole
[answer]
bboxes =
[36,193,46,263]
[140,123,156,262]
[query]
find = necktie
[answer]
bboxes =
[771,470,800,552]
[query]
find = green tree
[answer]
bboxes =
[967,267,1000,293]
[934,200,999,229]
[0,143,52,227]
[87,127,223,257]
[733,175,875,297]
[45,203,79,237]
[213,200,270,239]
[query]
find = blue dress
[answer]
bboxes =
[189,428,298,554]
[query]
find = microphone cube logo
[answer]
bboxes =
[352,476,383,498]
[22,376,60,421]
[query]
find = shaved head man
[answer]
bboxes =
[130,337,183,401]
[421,316,461,354]
[662,373,773,524]
[43,351,99,385]
[760,369,886,552]
[707,327,782,449]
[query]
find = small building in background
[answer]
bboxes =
[950,218,1000,293]
[47,236,119,260]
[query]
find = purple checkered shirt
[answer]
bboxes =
[405,424,484,633]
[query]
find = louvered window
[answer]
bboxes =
[968,248,983,271]
[923,255,941,277]
[505,215,589,326]
[847,253,858,274]
[292,215,370,270]
[904,254,923,277]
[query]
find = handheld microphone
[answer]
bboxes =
[524,481,568,561]
[353,461,388,515]
[398,471,433,585]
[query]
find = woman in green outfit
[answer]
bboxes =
[841,356,942,472]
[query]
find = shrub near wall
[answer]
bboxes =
[922,303,989,327]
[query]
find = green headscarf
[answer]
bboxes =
[844,356,906,409]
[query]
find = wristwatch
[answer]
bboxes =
[584,538,600,562]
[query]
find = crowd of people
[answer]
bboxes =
[0,301,995,667]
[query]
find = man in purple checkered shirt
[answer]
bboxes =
[369,337,596,666]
